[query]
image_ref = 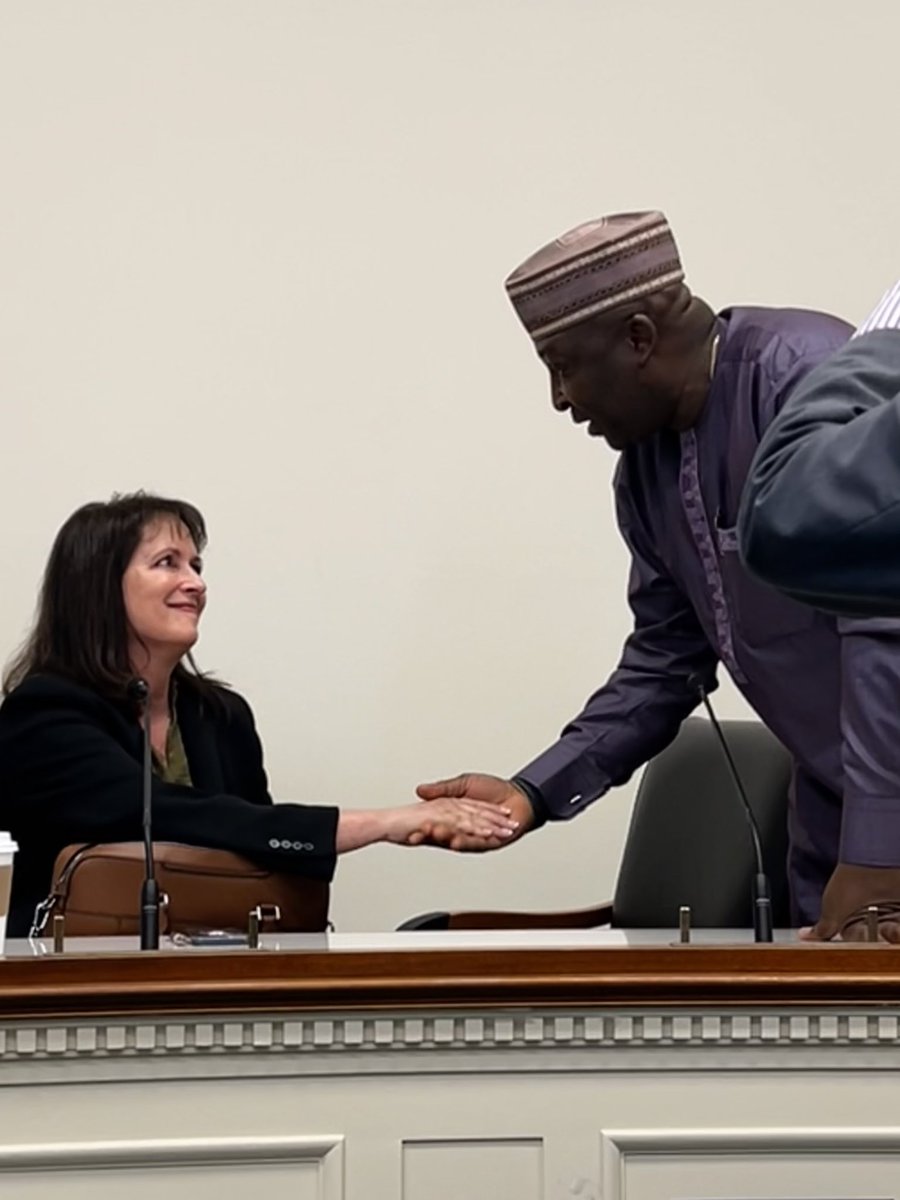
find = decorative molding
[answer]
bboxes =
[402,1136,544,1199]
[0,1134,343,1174]
[9,942,900,1018]
[601,1127,900,1200]
[3,1008,900,1065]
[604,1126,900,1152]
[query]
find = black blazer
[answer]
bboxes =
[0,673,338,936]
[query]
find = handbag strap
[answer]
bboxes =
[29,846,92,938]
[30,846,174,940]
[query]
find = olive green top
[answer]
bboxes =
[151,717,193,788]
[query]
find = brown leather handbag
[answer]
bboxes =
[30,842,330,938]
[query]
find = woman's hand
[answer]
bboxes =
[416,772,535,851]
[335,800,519,854]
[385,797,520,849]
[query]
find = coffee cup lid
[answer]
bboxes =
[0,832,18,853]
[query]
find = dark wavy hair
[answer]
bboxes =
[3,492,221,702]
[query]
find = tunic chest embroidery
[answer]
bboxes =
[678,429,747,684]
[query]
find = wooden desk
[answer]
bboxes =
[3,929,900,1199]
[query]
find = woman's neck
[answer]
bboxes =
[129,650,180,719]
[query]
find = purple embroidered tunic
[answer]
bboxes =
[516,306,900,925]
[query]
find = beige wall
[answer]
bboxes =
[0,1,895,930]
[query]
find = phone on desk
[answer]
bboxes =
[171,929,248,947]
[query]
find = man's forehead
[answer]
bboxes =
[537,321,601,359]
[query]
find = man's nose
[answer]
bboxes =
[551,378,570,412]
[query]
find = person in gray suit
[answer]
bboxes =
[740,280,900,619]
[739,280,900,941]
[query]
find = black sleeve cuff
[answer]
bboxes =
[510,775,550,828]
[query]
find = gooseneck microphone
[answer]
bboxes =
[687,675,774,943]
[127,678,159,951]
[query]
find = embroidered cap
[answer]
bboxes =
[505,210,684,342]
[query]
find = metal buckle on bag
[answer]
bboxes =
[248,903,281,949]
[29,896,56,940]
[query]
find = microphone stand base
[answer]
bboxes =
[753,895,774,943]
[140,878,160,951]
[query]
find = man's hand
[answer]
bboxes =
[415,772,536,852]
[800,863,900,942]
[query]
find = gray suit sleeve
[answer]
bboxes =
[738,330,900,616]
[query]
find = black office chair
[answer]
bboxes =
[397,717,792,931]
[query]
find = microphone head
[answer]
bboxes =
[127,678,150,705]
[686,672,704,696]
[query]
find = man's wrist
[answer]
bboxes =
[510,775,549,828]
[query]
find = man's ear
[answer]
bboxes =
[626,313,657,364]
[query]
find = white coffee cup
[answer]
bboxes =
[0,832,18,952]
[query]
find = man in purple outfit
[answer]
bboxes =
[419,210,900,935]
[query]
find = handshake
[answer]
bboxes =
[389,772,536,853]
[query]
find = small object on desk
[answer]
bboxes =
[866,905,880,943]
[678,905,691,944]
[52,913,65,954]
[248,903,281,950]
[173,929,248,947]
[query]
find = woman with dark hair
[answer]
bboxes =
[0,493,518,936]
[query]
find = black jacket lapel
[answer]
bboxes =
[176,687,225,793]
